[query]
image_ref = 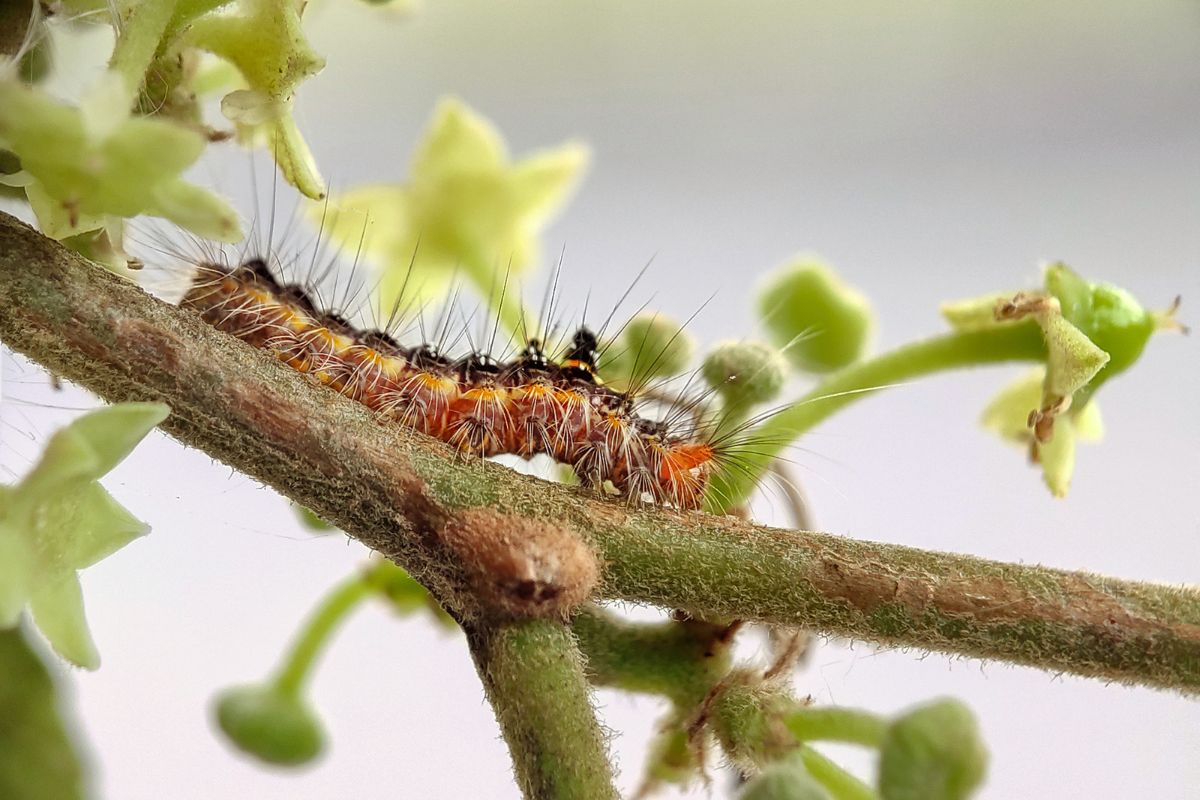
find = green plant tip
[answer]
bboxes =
[878,698,987,800]
[702,340,786,408]
[214,684,325,766]
[758,257,874,373]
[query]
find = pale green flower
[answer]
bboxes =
[982,368,1103,497]
[0,71,241,244]
[319,98,589,331]
[184,0,327,199]
[0,403,169,669]
[940,262,1180,497]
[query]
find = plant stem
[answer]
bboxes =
[465,618,618,800]
[273,574,372,697]
[799,747,878,800]
[784,707,886,748]
[108,0,180,99]
[708,324,1047,511]
[571,605,734,708]
[2,212,1198,693]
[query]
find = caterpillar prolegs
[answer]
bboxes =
[179,258,720,509]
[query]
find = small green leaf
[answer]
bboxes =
[0,626,87,800]
[759,257,874,373]
[877,698,987,800]
[214,684,325,766]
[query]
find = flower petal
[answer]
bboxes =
[0,524,36,629]
[29,571,99,670]
[14,402,167,507]
[410,97,507,184]
[509,143,590,226]
[34,482,149,571]
[1038,416,1077,498]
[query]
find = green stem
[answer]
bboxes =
[799,747,879,800]
[465,618,618,800]
[784,706,886,748]
[707,323,1047,511]
[108,0,181,100]
[273,574,372,697]
[166,0,235,37]
[571,605,734,708]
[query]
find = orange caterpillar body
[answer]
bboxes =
[181,260,715,509]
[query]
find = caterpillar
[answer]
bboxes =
[172,255,726,510]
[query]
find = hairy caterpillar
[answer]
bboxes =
[165,251,732,510]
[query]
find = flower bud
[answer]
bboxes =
[606,313,695,382]
[214,684,325,766]
[740,756,832,800]
[878,698,987,800]
[1043,263,1157,385]
[702,341,786,409]
[758,257,873,373]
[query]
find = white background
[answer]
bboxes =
[2,2,1198,798]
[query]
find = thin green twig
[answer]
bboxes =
[708,324,1047,511]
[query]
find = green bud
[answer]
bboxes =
[741,754,832,800]
[758,257,874,373]
[878,698,987,800]
[214,685,325,766]
[702,340,786,409]
[600,313,695,385]
[1043,263,1157,387]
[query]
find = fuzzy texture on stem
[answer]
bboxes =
[2,211,1199,693]
[465,618,619,800]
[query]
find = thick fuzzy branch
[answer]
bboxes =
[465,619,618,800]
[2,212,1199,693]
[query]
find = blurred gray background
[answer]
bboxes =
[3,1,1198,797]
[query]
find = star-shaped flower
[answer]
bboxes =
[943,263,1177,497]
[981,367,1104,497]
[0,71,241,244]
[318,98,589,332]
[0,403,169,669]
[183,0,327,199]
